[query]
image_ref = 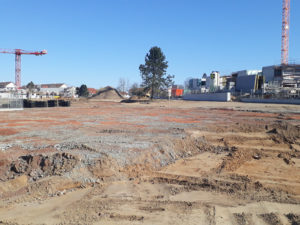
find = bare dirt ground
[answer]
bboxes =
[0,100,300,225]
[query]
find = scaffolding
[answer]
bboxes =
[263,81,300,99]
[0,93,23,111]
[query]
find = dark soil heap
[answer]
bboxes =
[92,86,123,100]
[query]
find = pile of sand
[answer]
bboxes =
[92,86,123,100]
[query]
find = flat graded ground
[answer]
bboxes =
[0,100,300,225]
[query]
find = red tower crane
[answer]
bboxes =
[281,0,290,65]
[0,49,47,88]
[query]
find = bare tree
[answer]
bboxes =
[117,78,126,93]
[125,79,130,93]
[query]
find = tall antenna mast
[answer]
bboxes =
[281,0,290,65]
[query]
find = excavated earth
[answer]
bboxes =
[0,100,300,225]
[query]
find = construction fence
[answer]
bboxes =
[0,98,23,110]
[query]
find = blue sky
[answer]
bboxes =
[0,0,299,88]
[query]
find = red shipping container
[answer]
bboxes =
[171,89,183,97]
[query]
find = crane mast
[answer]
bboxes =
[281,0,290,65]
[15,52,22,88]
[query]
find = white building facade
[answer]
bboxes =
[0,82,16,92]
[38,83,68,95]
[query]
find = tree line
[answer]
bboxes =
[25,46,174,99]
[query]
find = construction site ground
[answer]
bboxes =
[0,100,300,225]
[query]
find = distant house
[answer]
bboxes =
[87,88,97,96]
[64,86,77,98]
[0,82,16,92]
[39,83,68,95]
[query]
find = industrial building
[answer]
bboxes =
[186,72,226,94]
[263,64,300,87]
[205,71,220,92]
[235,75,264,93]
[184,72,231,101]
[188,78,203,90]
[232,70,264,93]
[232,70,262,77]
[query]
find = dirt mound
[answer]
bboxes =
[259,213,283,225]
[147,172,293,203]
[92,86,123,100]
[233,213,253,225]
[88,157,119,179]
[268,121,300,144]
[286,213,300,224]
[5,153,79,181]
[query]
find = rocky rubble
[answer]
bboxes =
[54,142,97,152]
[7,153,79,181]
[0,144,12,152]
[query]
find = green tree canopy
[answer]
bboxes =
[26,81,35,90]
[78,84,89,97]
[139,46,174,99]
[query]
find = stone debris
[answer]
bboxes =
[8,153,79,181]
[0,144,12,151]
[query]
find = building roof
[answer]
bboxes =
[0,82,14,88]
[41,83,66,88]
[87,88,97,94]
